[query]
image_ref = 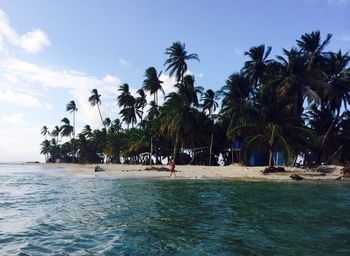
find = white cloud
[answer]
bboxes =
[0,113,27,126]
[0,9,50,53]
[20,29,50,53]
[0,90,40,107]
[103,74,120,85]
[118,58,131,68]
[0,57,122,129]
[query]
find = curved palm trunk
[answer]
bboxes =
[97,104,105,129]
[317,110,340,164]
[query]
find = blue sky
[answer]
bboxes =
[0,0,349,161]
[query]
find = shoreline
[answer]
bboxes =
[33,163,347,182]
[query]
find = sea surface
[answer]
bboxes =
[0,164,349,255]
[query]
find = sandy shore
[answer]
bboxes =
[35,163,346,181]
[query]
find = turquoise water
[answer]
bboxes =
[0,164,349,255]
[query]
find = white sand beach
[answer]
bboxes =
[37,163,346,181]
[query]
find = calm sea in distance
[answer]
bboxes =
[0,163,349,255]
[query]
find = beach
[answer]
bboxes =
[37,163,345,181]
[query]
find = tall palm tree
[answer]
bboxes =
[143,67,164,105]
[296,31,332,69]
[135,89,147,121]
[164,41,200,82]
[160,75,202,162]
[277,48,320,118]
[244,44,273,87]
[41,126,49,140]
[143,67,164,164]
[89,89,105,128]
[117,83,141,128]
[66,100,78,162]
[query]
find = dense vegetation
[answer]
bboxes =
[40,31,350,167]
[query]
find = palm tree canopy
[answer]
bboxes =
[244,44,273,86]
[41,126,49,136]
[201,89,219,116]
[164,41,200,82]
[88,89,101,106]
[60,117,73,137]
[297,31,332,55]
[66,100,78,113]
[143,67,164,97]
[104,118,112,127]
[117,83,135,107]
[135,89,147,110]
[82,125,93,138]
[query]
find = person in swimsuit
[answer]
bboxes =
[169,157,176,178]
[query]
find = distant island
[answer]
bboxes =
[40,31,350,171]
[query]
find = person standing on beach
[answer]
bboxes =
[169,157,176,178]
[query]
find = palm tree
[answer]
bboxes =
[104,117,112,128]
[40,139,50,162]
[51,126,60,144]
[60,117,73,138]
[89,89,105,128]
[231,83,311,168]
[219,72,252,139]
[143,67,164,105]
[50,126,60,161]
[41,126,50,140]
[244,44,273,87]
[201,89,219,116]
[82,125,93,138]
[110,118,123,133]
[164,41,200,82]
[117,83,134,107]
[277,48,320,118]
[135,89,147,121]
[160,75,202,162]
[316,50,350,162]
[143,67,164,164]
[296,31,332,69]
[66,100,78,162]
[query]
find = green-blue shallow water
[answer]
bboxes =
[0,164,349,255]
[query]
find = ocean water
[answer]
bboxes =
[0,164,349,255]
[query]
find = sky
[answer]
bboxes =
[0,0,349,162]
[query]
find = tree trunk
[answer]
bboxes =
[97,104,105,129]
[150,137,153,166]
[72,111,75,163]
[209,133,214,166]
[173,135,179,164]
[268,150,274,169]
[317,110,340,164]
